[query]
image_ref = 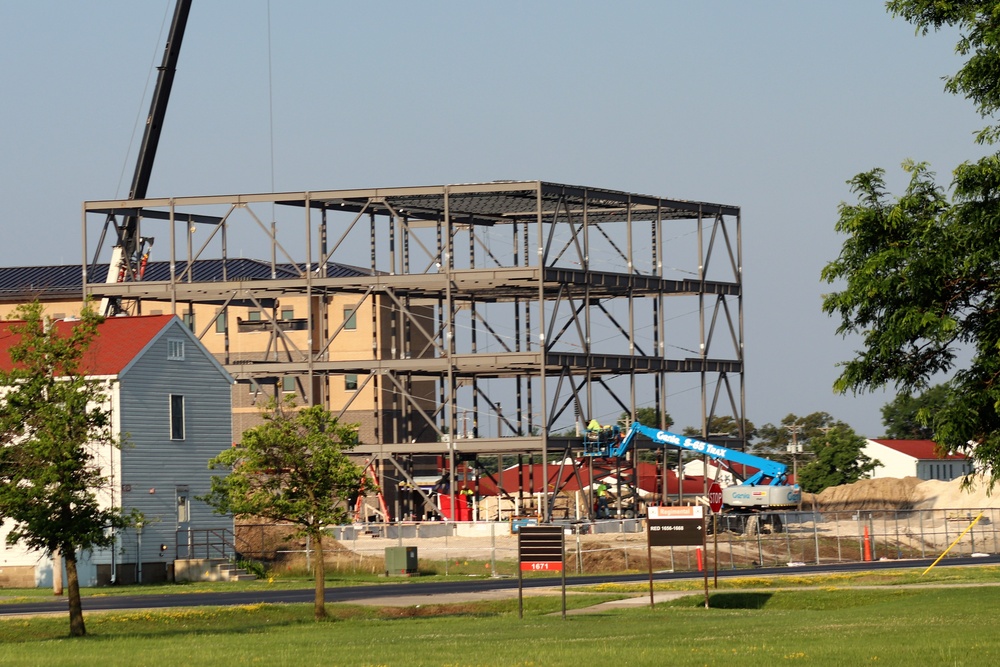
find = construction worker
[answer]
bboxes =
[596,482,609,518]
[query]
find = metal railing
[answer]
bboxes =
[176,528,239,560]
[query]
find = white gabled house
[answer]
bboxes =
[0,315,234,587]
[863,439,974,482]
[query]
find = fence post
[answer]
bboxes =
[784,516,792,563]
[576,531,582,575]
[621,520,628,570]
[490,522,497,577]
[834,512,842,563]
[813,513,820,565]
[919,510,925,558]
[943,511,949,560]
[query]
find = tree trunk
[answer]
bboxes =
[312,528,327,619]
[65,550,86,637]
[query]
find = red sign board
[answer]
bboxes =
[709,482,724,513]
[520,561,564,571]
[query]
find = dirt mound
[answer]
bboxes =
[805,475,1000,511]
[913,476,1000,510]
[804,477,924,511]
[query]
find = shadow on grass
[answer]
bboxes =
[707,592,774,609]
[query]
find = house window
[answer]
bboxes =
[281,307,294,321]
[182,311,195,330]
[345,374,358,391]
[167,339,185,361]
[170,394,185,440]
[344,307,357,331]
[248,310,261,322]
[214,310,226,333]
[282,376,296,393]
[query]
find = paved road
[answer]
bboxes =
[1,554,997,617]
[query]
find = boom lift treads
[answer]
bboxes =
[584,422,801,530]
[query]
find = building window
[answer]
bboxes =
[248,310,261,322]
[182,311,195,330]
[150,309,163,316]
[170,394,185,440]
[282,376,296,393]
[214,310,226,333]
[249,379,261,394]
[281,307,294,321]
[167,339,185,361]
[344,307,357,331]
[345,374,358,391]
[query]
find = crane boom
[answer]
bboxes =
[102,0,192,316]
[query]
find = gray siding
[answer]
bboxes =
[116,320,233,566]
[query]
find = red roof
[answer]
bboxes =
[869,439,967,461]
[0,315,177,376]
[474,461,707,496]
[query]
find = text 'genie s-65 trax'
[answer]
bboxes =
[584,421,801,532]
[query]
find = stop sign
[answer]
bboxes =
[708,482,724,513]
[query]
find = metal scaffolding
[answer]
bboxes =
[83,180,744,520]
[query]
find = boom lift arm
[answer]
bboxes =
[594,421,789,487]
[584,422,788,486]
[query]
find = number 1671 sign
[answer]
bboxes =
[521,560,563,572]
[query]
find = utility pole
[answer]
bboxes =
[787,425,803,510]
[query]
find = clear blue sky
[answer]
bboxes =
[0,1,985,438]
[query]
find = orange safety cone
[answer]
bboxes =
[696,547,703,571]
[863,525,872,561]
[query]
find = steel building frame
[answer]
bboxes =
[82,180,744,519]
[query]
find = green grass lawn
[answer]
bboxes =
[2,571,999,666]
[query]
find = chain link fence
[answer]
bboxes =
[234,507,999,577]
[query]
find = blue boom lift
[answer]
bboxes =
[583,421,801,523]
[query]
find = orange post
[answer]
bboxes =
[863,526,872,561]
[696,547,703,571]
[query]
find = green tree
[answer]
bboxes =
[881,385,949,440]
[0,302,132,637]
[619,407,673,430]
[823,2,1000,485]
[754,412,841,464]
[618,408,673,463]
[681,415,756,443]
[202,400,369,620]
[796,425,879,493]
